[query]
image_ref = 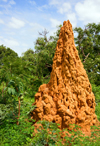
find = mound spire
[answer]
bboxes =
[31,20,99,135]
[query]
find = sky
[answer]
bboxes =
[0,0,100,56]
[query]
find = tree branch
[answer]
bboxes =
[83,53,90,63]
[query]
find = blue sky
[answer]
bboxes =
[0,0,100,56]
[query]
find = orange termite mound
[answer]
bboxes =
[31,20,99,135]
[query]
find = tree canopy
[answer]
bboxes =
[74,23,100,85]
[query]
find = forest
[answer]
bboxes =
[0,22,100,146]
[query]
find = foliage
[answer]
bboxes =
[74,23,100,85]
[32,121,61,146]
[0,45,18,61]
[0,119,100,146]
[0,99,35,146]
[92,84,100,103]
[91,84,100,120]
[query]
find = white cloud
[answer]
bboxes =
[22,43,28,47]
[29,0,36,5]
[75,0,100,24]
[49,0,71,14]
[0,0,16,9]
[58,3,71,14]
[8,17,25,29]
[0,11,3,14]
[0,37,30,56]
[50,18,62,28]
[0,19,4,24]
[6,31,15,35]
[67,13,77,28]
[9,0,16,5]
[0,38,20,55]
[49,0,60,6]
[0,4,10,9]
[38,4,48,11]
[41,5,48,9]
[4,38,19,47]
[0,36,3,39]
[2,0,7,2]
[29,22,44,33]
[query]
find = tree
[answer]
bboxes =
[21,49,37,76]
[74,23,100,85]
[21,49,42,97]
[34,25,62,79]
[0,45,18,60]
